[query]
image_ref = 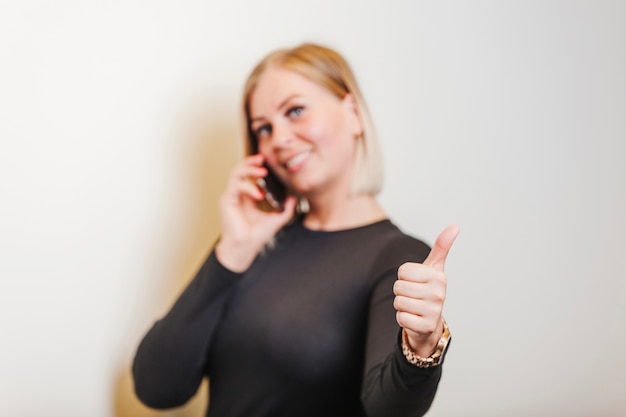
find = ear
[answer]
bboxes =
[342,93,364,138]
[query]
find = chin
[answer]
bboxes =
[288,173,330,198]
[289,182,317,198]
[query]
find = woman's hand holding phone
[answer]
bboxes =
[215,154,296,272]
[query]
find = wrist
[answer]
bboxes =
[215,238,261,273]
[406,321,444,357]
[401,319,451,368]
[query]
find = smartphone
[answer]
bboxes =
[255,164,287,212]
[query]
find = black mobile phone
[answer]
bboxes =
[255,164,287,212]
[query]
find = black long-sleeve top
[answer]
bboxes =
[133,218,445,417]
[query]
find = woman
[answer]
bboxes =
[133,43,459,417]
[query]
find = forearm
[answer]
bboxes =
[361,342,442,417]
[215,236,264,273]
[132,251,241,408]
[361,271,443,417]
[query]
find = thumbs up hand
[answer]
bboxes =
[394,225,460,357]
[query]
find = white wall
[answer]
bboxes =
[1,1,624,416]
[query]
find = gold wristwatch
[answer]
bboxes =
[401,320,451,368]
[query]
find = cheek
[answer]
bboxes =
[291,104,343,146]
[319,115,356,156]
[299,118,332,147]
[257,140,275,162]
[257,141,284,177]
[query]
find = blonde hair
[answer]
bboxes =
[242,43,383,195]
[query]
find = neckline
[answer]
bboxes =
[295,216,392,235]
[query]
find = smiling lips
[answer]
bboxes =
[284,150,312,171]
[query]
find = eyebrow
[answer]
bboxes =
[250,94,302,124]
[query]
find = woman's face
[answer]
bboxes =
[249,67,362,199]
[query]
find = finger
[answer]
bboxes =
[394,299,442,322]
[393,279,444,300]
[233,163,267,182]
[230,154,266,176]
[423,224,460,271]
[235,180,265,201]
[397,262,446,284]
[245,153,265,165]
[396,312,440,335]
[264,194,297,218]
[261,195,297,232]
[280,195,297,215]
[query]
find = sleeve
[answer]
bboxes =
[360,237,442,417]
[132,250,243,409]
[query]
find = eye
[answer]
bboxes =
[287,106,304,118]
[253,124,272,140]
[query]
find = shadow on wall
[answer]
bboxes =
[112,96,241,416]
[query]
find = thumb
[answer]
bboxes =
[280,195,297,218]
[272,195,298,224]
[423,224,460,270]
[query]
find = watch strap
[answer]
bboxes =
[401,319,451,368]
